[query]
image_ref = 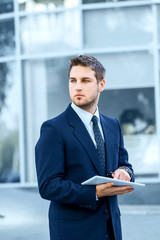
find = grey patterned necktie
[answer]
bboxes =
[91,115,106,174]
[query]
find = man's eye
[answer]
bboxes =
[70,79,76,83]
[83,80,89,83]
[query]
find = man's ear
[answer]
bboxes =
[99,79,105,93]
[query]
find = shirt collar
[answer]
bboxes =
[71,102,100,127]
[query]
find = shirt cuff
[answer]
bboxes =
[96,194,99,201]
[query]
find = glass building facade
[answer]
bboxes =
[0,0,160,185]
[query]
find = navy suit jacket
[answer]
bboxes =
[35,104,134,240]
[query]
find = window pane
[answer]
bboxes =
[94,52,154,88]
[20,12,81,54]
[158,6,160,44]
[0,19,15,57]
[19,0,79,12]
[0,0,14,14]
[84,6,153,48]
[22,57,70,181]
[83,0,148,3]
[99,88,158,177]
[0,62,20,183]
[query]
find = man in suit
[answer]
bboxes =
[35,55,134,240]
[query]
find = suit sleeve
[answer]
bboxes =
[115,119,135,182]
[35,121,97,210]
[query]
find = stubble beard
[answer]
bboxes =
[73,92,99,112]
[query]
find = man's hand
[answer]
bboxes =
[112,168,131,181]
[96,168,133,198]
[96,182,134,198]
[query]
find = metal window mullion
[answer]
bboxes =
[152,4,160,180]
[105,83,155,90]
[20,51,80,61]
[14,0,26,184]
[152,0,160,4]
[0,56,16,63]
[83,45,152,54]
[18,5,80,17]
[0,182,37,189]
[0,12,15,20]
[78,0,84,54]
[17,45,152,61]
[16,1,157,18]
[81,1,152,11]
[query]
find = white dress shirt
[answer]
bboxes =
[71,102,105,148]
[71,102,105,201]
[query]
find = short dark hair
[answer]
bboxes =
[68,55,106,83]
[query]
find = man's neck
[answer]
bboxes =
[79,106,97,115]
[72,102,98,115]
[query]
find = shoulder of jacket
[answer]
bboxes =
[100,114,119,124]
[41,110,67,130]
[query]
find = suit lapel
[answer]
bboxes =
[67,105,104,176]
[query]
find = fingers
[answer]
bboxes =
[96,183,134,198]
[113,186,134,195]
[112,187,133,196]
[108,186,134,196]
[105,182,114,188]
[97,182,114,190]
[112,169,131,182]
[112,171,120,180]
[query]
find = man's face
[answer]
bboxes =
[69,65,105,112]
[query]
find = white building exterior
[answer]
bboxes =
[0,0,160,187]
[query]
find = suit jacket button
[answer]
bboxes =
[104,209,109,215]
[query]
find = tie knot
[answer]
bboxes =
[91,115,98,125]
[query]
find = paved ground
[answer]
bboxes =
[0,188,160,240]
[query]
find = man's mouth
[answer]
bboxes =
[75,94,84,97]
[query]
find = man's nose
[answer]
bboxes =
[76,83,82,91]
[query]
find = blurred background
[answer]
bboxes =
[0,0,160,239]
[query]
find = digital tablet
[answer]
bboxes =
[81,175,145,190]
